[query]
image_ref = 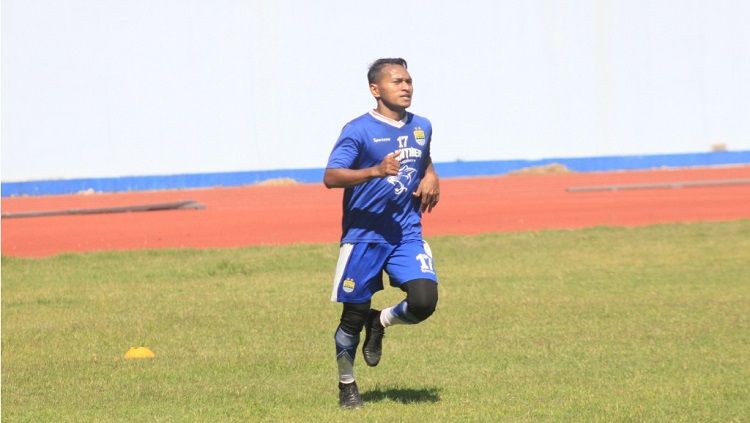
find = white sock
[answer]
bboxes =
[379,301,419,327]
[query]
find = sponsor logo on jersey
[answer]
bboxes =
[342,278,356,293]
[372,137,391,143]
[413,127,426,146]
[395,147,422,161]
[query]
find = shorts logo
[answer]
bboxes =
[342,278,356,293]
[416,241,435,274]
[413,128,426,146]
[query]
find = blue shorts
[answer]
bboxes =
[330,240,438,303]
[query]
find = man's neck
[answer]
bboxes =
[374,104,407,122]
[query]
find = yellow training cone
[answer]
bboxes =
[124,346,155,359]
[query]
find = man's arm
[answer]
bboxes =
[324,152,401,189]
[413,156,440,213]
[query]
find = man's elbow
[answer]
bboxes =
[323,170,338,189]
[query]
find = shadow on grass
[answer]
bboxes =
[361,386,441,404]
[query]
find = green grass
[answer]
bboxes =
[2,221,749,422]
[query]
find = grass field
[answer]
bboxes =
[2,221,749,422]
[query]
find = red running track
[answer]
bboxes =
[2,166,749,257]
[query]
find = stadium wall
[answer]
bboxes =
[3,151,748,197]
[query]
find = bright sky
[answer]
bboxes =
[2,0,749,180]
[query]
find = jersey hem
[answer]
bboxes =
[340,235,423,245]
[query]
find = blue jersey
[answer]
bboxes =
[326,110,433,244]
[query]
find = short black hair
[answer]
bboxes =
[367,58,408,84]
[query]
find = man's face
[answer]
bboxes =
[370,65,413,110]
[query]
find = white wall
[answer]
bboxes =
[2,0,749,181]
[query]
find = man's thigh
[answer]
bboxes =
[330,243,395,303]
[385,240,438,287]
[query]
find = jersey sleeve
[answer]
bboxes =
[326,124,363,169]
[420,118,433,173]
[425,120,433,159]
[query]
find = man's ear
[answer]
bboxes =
[369,83,380,99]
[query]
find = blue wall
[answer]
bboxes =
[3,151,749,197]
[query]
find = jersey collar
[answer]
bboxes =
[369,110,408,128]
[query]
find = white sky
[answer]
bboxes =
[2,0,749,180]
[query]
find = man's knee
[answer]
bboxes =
[404,279,438,322]
[339,301,370,334]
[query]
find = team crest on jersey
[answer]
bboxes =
[342,278,356,293]
[413,127,426,146]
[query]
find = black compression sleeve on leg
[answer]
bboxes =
[402,279,438,322]
[339,301,371,335]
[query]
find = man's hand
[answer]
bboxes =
[324,151,401,189]
[413,170,440,213]
[376,151,401,177]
